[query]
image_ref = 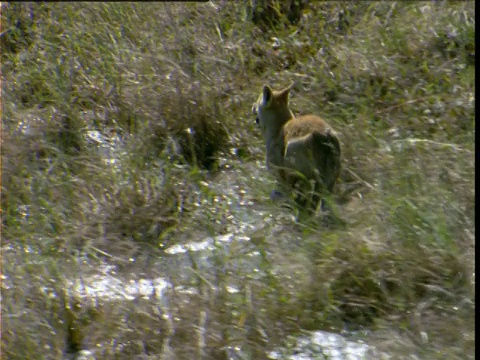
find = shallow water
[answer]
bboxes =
[8,128,435,359]
[70,258,390,360]
[76,136,356,359]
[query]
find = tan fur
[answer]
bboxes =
[252,83,341,213]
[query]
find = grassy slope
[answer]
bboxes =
[1,1,475,359]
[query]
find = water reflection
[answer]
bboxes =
[269,330,389,360]
[71,274,170,301]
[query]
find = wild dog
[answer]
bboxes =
[252,83,341,214]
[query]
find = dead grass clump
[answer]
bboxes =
[1,256,69,358]
[249,0,306,31]
[303,236,470,331]
[147,82,230,170]
[0,3,38,54]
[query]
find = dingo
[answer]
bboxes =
[252,83,341,214]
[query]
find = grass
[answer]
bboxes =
[1,1,475,359]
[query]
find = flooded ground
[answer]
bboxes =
[40,133,404,359]
[3,118,473,359]
[67,269,390,359]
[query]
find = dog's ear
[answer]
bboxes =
[277,82,295,104]
[262,85,274,107]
